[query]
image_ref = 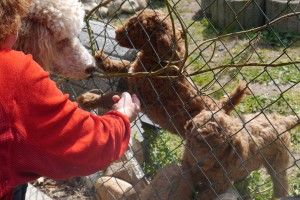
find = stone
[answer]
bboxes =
[95,176,137,200]
[107,0,148,16]
[81,0,98,12]
[137,163,181,200]
[96,7,109,18]
[104,152,148,193]
[83,172,102,190]
[104,162,139,184]
[82,0,148,17]
[217,44,225,51]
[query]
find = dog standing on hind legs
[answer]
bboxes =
[77,9,250,138]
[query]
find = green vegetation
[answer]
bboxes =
[290,171,300,196]
[147,0,167,10]
[261,29,300,47]
[236,90,300,115]
[235,170,273,200]
[235,169,300,200]
[142,128,183,179]
[238,65,300,85]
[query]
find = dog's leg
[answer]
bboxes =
[95,51,130,73]
[219,83,251,114]
[168,157,196,200]
[264,154,289,198]
[77,91,121,110]
[168,170,195,200]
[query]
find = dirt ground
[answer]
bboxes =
[32,177,96,199]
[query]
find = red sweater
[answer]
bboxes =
[0,50,131,199]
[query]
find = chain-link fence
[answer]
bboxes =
[26,0,299,199]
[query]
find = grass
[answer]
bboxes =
[261,30,300,47]
[235,165,300,200]
[290,171,300,196]
[236,170,273,200]
[237,65,300,85]
[147,0,167,10]
[236,90,300,115]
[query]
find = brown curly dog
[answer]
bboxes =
[77,9,250,138]
[168,110,299,200]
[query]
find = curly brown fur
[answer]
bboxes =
[168,111,299,200]
[77,91,120,110]
[219,83,251,114]
[95,50,130,73]
[78,9,250,138]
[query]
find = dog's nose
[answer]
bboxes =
[85,65,97,74]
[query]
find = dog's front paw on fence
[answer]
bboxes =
[77,91,120,110]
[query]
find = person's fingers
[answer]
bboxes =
[131,94,141,110]
[121,92,132,101]
[112,95,121,103]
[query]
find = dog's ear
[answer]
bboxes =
[115,18,145,49]
[15,20,54,70]
[187,120,225,171]
[201,120,235,171]
[155,29,174,56]
[155,26,184,62]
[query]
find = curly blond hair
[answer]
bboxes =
[0,0,32,43]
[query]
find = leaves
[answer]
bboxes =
[142,128,183,179]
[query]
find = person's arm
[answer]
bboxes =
[6,52,137,180]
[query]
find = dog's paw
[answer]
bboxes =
[95,50,130,73]
[77,91,121,110]
[94,51,112,72]
[77,92,101,109]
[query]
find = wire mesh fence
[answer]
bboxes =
[27,0,299,199]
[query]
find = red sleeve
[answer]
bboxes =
[0,51,131,181]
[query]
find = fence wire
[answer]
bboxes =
[30,0,300,199]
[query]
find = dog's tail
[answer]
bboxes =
[219,83,251,114]
[280,115,300,130]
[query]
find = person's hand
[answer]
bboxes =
[112,92,141,122]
